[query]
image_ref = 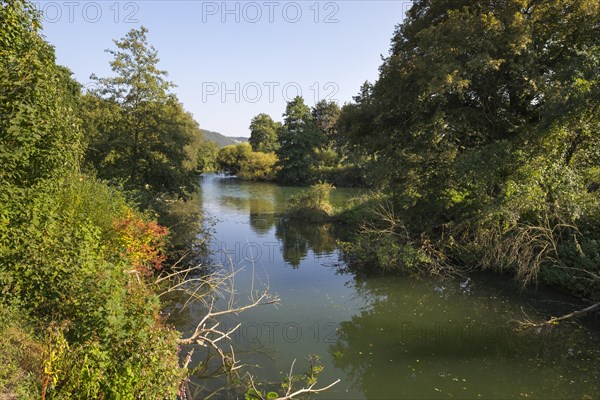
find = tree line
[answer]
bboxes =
[1,0,599,397]
[212,96,371,186]
[336,0,600,302]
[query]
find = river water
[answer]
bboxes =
[174,174,599,399]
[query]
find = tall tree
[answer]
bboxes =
[343,0,600,227]
[248,113,281,152]
[312,100,341,149]
[337,81,374,153]
[276,96,325,184]
[83,27,202,198]
[196,140,219,172]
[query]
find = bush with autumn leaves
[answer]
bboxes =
[0,176,184,398]
[114,210,169,276]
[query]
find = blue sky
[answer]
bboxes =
[39,1,411,137]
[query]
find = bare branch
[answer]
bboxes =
[244,358,341,400]
[275,379,341,400]
[165,262,338,399]
[515,302,600,329]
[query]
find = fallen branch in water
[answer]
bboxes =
[160,263,338,399]
[515,302,600,329]
[246,357,341,400]
[158,264,280,398]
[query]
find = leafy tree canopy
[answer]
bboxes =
[83,27,203,200]
[0,0,82,189]
[277,96,326,184]
[249,113,281,153]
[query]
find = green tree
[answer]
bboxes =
[196,139,219,172]
[248,113,281,152]
[239,151,279,181]
[83,27,202,199]
[340,0,600,295]
[276,96,326,184]
[0,0,82,189]
[312,100,341,149]
[347,0,600,225]
[0,2,184,397]
[337,81,375,154]
[216,142,252,175]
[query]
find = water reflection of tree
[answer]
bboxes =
[329,276,600,399]
[274,219,339,268]
[157,192,208,263]
[248,193,277,236]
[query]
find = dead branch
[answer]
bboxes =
[165,264,280,399]
[176,290,278,346]
[515,302,600,329]
[162,263,339,400]
[163,261,338,399]
[276,379,341,400]
[246,358,340,400]
[480,210,581,287]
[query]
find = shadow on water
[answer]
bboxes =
[329,274,600,399]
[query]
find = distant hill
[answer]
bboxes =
[201,129,248,148]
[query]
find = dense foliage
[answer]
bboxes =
[216,142,279,181]
[249,113,281,153]
[196,139,220,172]
[216,142,253,176]
[0,2,196,397]
[238,151,279,181]
[338,0,600,298]
[0,0,81,189]
[2,0,599,397]
[287,183,335,222]
[276,97,326,184]
[240,99,368,186]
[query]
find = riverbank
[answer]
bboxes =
[285,183,600,306]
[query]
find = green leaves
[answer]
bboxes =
[216,142,252,176]
[336,0,600,293]
[249,113,281,153]
[1,1,82,189]
[277,96,327,185]
[83,27,202,201]
[1,6,185,397]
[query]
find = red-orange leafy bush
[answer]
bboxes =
[113,210,169,275]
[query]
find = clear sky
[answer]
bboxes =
[39,1,412,137]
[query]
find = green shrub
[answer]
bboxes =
[238,151,279,181]
[1,3,186,397]
[310,164,369,187]
[0,305,42,399]
[0,177,184,398]
[216,143,252,175]
[287,183,335,222]
[335,192,382,226]
[337,194,451,275]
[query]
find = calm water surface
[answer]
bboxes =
[173,174,600,399]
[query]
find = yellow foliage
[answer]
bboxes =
[239,151,279,181]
